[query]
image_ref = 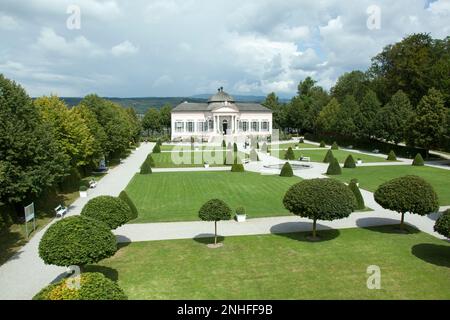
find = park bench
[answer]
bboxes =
[89,180,97,188]
[54,205,67,218]
[299,156,310,162]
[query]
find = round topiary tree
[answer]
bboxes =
[231,163,245,172]
[323,150,334,163]
[434,209,450,238]
[349,180,365,210]
[331,142,339,150]
[344,155,356,168]
[412,153,424,166]
[81,196,132,229]
[326,157,342,175]
[374,175,439,231]
[39,216,116,267]
[280,162,293,177]
[319,140,326,148]
[140,160,152,174]
[198,199,232,246]
[119,190,138,221]
[283,179,357,240]
[387,150,397,161]
[284,147,295,160]
[152,143,161,153]
[33,272,127,300]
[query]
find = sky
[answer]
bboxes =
[0,0,449,98]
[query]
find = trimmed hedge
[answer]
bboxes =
[323,150,334,163]
[343,155,356,168]
[39,216,116,267]
[33,272,127,300]
[319,140,326,148]
[231,163,245,172]
[235,207,246,216]
[198,199,232,221]
[387,150,397,161]
[280,162,294,177]
[284,147,295,160]
[152,143,161,153]
[119,190,138,220]
[331,141,339,150]
[349,180,365,210]
[326,157,342,175]
[412,153,424,166]
[81,196,132,229]
[434,209,450,238]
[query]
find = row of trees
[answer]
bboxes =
[263,33,450,153]
[141,104,171,136]
[0,74,141,220]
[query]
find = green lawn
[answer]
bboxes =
[271,142,318,149]
[160,145,226,151]
[273,149,390,163]
[333,165,450,206]
[86,227,450,299]
[152,151,248,168]
[126,171,302,222]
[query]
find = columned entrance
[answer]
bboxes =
[222,120,228,135]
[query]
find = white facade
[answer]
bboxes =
[171,89,272,142]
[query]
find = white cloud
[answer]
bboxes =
[153,75,173,87]
[111,41,139,57]
[428,0,450,15]
[0,13,19,30]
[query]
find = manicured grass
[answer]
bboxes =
[126,171,302,222]
[160,145,226,151]
[86,227,450,299]
[273,149,390,163]
[152,151,248,168]
[333,165,450,206]
[272,142,318,149]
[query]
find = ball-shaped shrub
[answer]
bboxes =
[152,143,161,153]
[81,196,132,229]
[326,157,342,175]
[119,190,138,220]
[39,216,116,267]
[280,162,294,177]
[319,141,326,148]
[434,209,450,238]
[231,163,245,172]
[387,150,397,161]
[343,155,356,168]
[33,272,127,300]
[374,175,439,229]
[349,180,365,210]
[412,153,424,166]
[198,199,232,245]
[323,150,334,163]
[140,159,152,174]
[331,142,339,150]
[283,179,356,239]
[284,147,295,160]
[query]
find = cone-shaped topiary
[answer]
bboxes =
[387,150,397,161]
[261,142,268,152]
[198,199,232,245]
[231,163,245,172]
[412,153,424,166]
[224,150,234,165]
[119,190,138,221]
[319,140,326,148]
[434,209,450,238]
[349,180,365,210]
[326,157,342,175]
[233,142,238,152]
[344,154,356,168]
[81,195,132,229]
[222,140,226,148]
[250,148,259,161]
[256,142,260,149]
[280,162,294,177]
[140,159,152,174]
[227,142,232,150]
[323,149,334,163]
[331,141,339,150]
[33,272,127,300]
[284,147,295,160]
[152,143,161,153]
[146,154,155,167]
[39,216,116,267]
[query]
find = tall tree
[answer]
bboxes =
[354,89,381,139]
[263,92,282,129]
[159,104,172,133]
[335,95,359,138]
[142,108,161,136]
[406,88,447,151]
[315,98,341,134]
[331,71,370,103]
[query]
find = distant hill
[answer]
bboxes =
[53,94,290,114]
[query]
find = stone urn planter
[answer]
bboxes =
[79,186,88,198]
[356,159,363,165]
[204,162,210,168]
[235,207,246,222]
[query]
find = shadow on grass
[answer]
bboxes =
[193,233,225,245]
[270,222,340,242]
[355,217,420,234]
[411,243,450,268]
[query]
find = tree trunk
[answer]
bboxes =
[214,221,217,245]
[400,212,405,230]
[312,219,317,238]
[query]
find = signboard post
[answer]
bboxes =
[24,202,36,239]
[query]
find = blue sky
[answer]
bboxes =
[0,0,449,98]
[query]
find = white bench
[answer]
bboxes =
[242,159,250,164]
[55,205,67,218]
[299,156,310,162]
[89,180,97,189]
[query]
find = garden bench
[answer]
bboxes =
[299,156,310,162]
[54,205,67,218]
[89,180,97,188]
